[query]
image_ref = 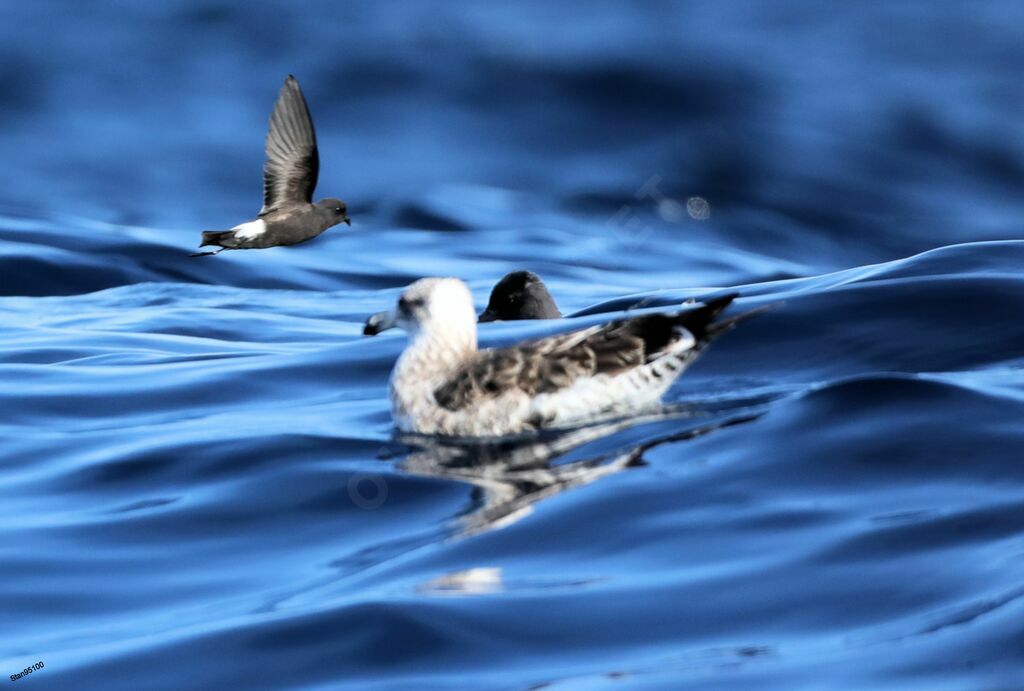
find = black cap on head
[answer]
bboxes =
[479,271,561,322]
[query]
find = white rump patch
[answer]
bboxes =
[231,219,266,239]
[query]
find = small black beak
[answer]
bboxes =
[478,309,497,323]
[343,216,352,227]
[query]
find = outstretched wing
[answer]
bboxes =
[260,75,319,215]
[435,295,739,411]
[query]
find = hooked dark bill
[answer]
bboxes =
[363,310,396,336]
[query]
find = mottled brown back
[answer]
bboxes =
[434,295,737,411]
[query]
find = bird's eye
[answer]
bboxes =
[335,207,343,214]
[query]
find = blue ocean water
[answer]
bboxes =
[2,2,1024,689]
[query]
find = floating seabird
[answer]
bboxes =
[479,271,561,322]
[192,75,350,257]
[364,277,755,437]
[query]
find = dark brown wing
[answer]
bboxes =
[259,75,319,215]
[435,294,739,411]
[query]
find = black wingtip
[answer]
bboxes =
[705,301,776,339]
[701,292,740,316]
[667,292,740,343]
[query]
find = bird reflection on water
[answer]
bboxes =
[394,399,771,537]
[257,398,772,615]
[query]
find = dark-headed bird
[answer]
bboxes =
[193,76,350,257]
[363,277,759,436]
[478,271,561,322]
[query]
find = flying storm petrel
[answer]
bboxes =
[363,277,758,437]
[192,75,350,257]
